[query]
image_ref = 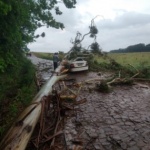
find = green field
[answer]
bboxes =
[32,51,150,68]
[32,52,53,60]
[95,52,150,67]
[32,51,150,78]
[32,52,65,61]
[33,52,150,67]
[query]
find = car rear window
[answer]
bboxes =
[75,58,84,61]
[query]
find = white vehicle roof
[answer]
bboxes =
[73,57,87,61]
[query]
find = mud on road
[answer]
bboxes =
[29,55,150,150]
[64,72,150,150]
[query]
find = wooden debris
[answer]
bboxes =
[61,103,74,110]
[74,98,87,105]
[71,138,83,145]
[72,145,83,150]
[0,64,67,150]
[60,94,77,100]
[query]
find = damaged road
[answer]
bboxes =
[28,55,150,150]
[64,72,150,150]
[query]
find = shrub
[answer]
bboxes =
[0,57,37,140]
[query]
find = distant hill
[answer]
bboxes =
[109,43,150,53]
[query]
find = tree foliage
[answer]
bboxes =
[0,0,76,137]
[90,42,102,54]
[67,16,101,59]
[0,0,76,73]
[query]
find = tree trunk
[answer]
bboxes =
[0,65,67,150]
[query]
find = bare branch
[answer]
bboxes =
[80,32,91,42]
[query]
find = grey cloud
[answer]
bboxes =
[96,22,150,51]
[98,12,150,29]
[29,3,150,53]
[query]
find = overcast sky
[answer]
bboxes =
[28,0,150,53]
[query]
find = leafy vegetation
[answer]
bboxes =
[0,0,76,140]
[90,42,102,54]
[33,50,150,79]
[95,81,111,93]
[108,52,150,66]
[66,16,101,60]
[92,52,150,78]
[0,57,37,140]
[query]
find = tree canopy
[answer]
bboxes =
[0,0,77,139]
[0,0,76,73]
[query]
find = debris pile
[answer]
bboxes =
[26,78,88,150]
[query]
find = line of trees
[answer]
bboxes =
[110,43,150,53]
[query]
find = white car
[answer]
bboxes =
[69,57,89,72]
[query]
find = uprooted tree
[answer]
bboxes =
[66,16,102,60]
[0,15,109,150]
[63,16,149,92]
[1,11,103,150]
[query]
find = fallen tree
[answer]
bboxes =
[0,16,100,150]
[2,7,149,147]
[0,65,67,150]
